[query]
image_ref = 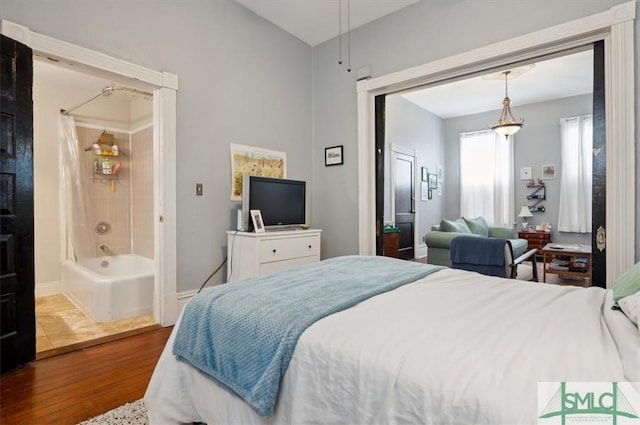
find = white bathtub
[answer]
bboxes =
[62,254,154,322]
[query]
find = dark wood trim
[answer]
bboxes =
[375,95,386,256]
[0,326,172,425]
[1,33,36,374]
[592,40,606,288]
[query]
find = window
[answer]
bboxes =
[558,115,592,233]
[459,130,514,227]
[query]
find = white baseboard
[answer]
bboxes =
[416,244,428,259]
[177,283,226,315]
[177,290,198,315]
[36,281,61,297]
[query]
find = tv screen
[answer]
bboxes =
[242,176,306,231]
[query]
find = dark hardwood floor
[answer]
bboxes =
[0,326,172,425]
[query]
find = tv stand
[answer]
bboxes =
[226,229,322,282]
[265,226,300,232]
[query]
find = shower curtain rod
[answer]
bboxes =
[61,85,153,116]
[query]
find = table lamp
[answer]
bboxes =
[518,205,533,230]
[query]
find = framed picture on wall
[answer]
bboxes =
[325,145,344,166]
[428,173,437,189]
[421,167,428,182]
[542,164,556,179]
[437,164,444,182]
[421,181,429,201]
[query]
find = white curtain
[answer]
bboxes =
[60,115,92,260]
[558,115,592,233]
[459,130,514,227]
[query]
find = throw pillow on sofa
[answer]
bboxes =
[613,261,640,303]
[463,216,489,237]
[439,218,472,233]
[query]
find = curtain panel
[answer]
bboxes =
[558,115,593,233]
[459,130,514,227]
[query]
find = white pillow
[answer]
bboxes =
[618,291,640,326]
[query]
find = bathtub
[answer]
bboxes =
[62,254,154,322]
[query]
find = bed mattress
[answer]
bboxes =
[145,267,640,424]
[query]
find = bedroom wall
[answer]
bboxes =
[1,0,313,292]
[310,0,638,261]
[443,94,593,246]
[385,95,444,250]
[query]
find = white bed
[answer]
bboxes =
[145,266,640,424]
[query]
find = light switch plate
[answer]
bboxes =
[195,183,203,196]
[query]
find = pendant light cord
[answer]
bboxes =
[337,0,351,72]
[338,0,343,64]
[504,71,510,97]
[347,0,351,72]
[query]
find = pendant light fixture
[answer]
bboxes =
[491,71,523,138]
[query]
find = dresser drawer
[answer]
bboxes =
[519,232,551,242]
[259,235,320,264]
[259,256,318,275]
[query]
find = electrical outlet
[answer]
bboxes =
[195,183,203,196]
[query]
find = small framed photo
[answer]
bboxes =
[421,167,428,182]
[542,164,556,179]
[436,164,444,182]
[325,145,344,166]
[421,181,429,201]
[428,189,433,200]
[250,209,265,233]
[428,173,438,189]
[520,166,532,180]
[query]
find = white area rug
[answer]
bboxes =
[78,399,148,425]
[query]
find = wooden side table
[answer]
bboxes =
[518,231,551,261]
[541,243,592,286]
[383,227,400,258]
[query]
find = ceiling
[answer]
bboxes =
[234,1,593,118]
[235,0,419,46]
[36,2,592,120]
[35,58,151,109]
[399,49,593,119]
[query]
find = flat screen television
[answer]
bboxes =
[241,176,306,231]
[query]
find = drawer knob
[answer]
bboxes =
[308,245,312,249]
[272,249,277,253]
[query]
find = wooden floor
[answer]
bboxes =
[0,326,172,425]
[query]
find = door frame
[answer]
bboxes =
[388,144,419,258]
[1,20,179,326]
[356,1,635,288]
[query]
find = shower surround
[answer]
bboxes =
[74,124,154,258]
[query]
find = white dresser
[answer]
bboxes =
[226,229,322,282]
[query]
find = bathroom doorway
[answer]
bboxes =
[33,60,159,357]
[1,22,178,369]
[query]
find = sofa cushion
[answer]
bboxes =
[463,216,489,237]
[509,238,528,258]
[439,218,471,234]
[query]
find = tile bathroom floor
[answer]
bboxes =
[36,294,158,355]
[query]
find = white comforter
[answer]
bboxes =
[145,268,640,424]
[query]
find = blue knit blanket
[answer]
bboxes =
[451,236,508,277]
[173,255,442,418]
